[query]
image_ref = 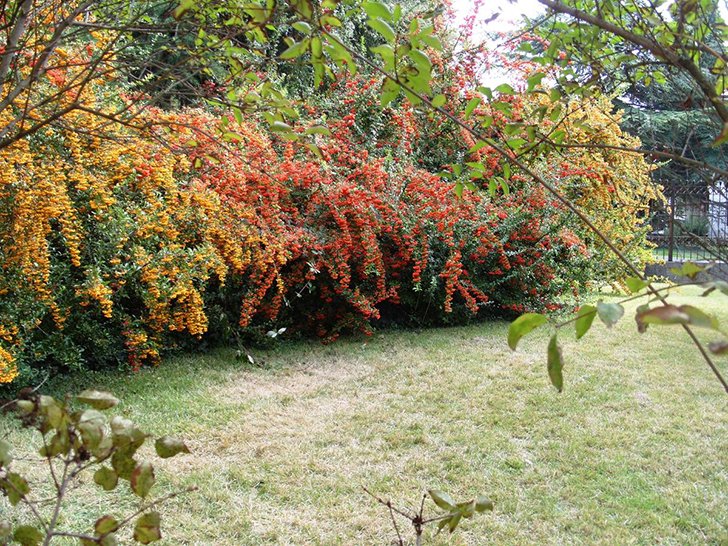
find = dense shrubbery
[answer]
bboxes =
[0,13,657,386]
[0,98,590,384]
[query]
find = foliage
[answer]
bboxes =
[508,265,728,391]
[0,83,593,382]
[0,389,192,545]
[364,486,493,544]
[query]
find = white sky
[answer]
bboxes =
[451,0,728,33]
[451,0,544,36]
[449,0,545,87]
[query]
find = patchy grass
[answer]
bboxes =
[2,286,728,545]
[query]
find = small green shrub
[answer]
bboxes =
[0,389,194,545]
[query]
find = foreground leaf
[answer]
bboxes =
[4,472,29,506]
[475,496,494,512]
[134,512,162,544]
[636,305,690,326]
[636,304,721,331]
[429,489,455,510]
[546,334,564,392]
[95,515,119,535]
[94,466,118,491]
[669,261,705,279]
[77,390,119,410]
[13,526,42,546]
[574,305,597,340]
[597,301,624,328]
[131,462,155,498]
[508,313,548,350]
[155,437,191,459]
[625,276,648,293]
[0,439,11,468]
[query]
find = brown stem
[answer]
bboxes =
[114,486,198,531]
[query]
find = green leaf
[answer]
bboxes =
[133,512,162,544]
[432,94,446,108]
[4,472,29,506]
[635,303,650,333]
[380,78,400,107]
[270,121,292,132]
[637,304,720,331]
[488,178,497,198]
[420,34,443,50]
[77,420,104,451]
[111,451,137,481]
[475,496,494,512]
[408,49,432,75]
[154,437,191,459]
[307,143,323,158]
[636,304,689,326]
[429,489,455,510]
[304,125,331,136]
[508,313,548,350]
[469,140,490,153]
[527,72,545,92]
[131,462,155,498]
[0,439,11,468]
[596,301,624,328]
[291,0,313,19]
[95,515,119,536]
[454,181,463,198]
[495,83,515,95]
[15,400,33,413]
[367,18,395,42]
[39,395,65,429]
[575,304,597,340]
[464,97,481,119]
[222,132,244,142]
[625,277,648,293]
[13,526,43,546]
[547,334,564,392]
[99,534,118,546]
[448,512,462,533]
[320,14,342,26]
[292,21,311,34]
[669,261,704,279]
[94,466,119,491]
[499,178,510,196]
[0,521,10,539]
[458,499,476,518]
[371,44,394,69]
[702,280,728,297]
[679,305,721,331]
[362,1,392,21]
[77,390,119,410]
[172,0,195,20]
[280,40,308,59]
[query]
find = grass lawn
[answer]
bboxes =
[2,286,728,545]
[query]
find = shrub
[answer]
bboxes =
[0,99,591,383]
